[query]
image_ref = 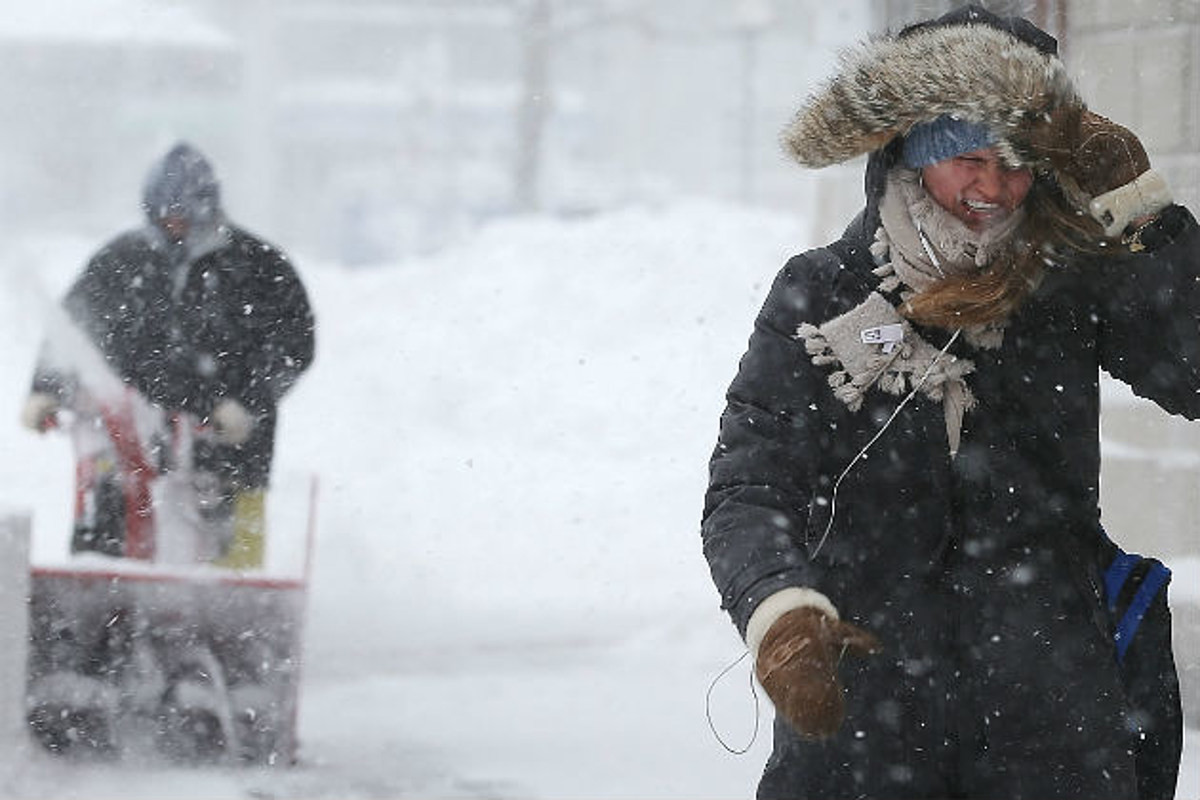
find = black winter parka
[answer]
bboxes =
[701,152,1196,797]
[37,224,314,489]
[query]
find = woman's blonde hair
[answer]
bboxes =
[900,176,1111,329]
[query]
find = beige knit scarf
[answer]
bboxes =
[796,168,1022,457]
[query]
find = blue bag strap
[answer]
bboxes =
[1103,551,1142,612]
[1111,559,1171,664]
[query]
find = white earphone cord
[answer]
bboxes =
[812,230,958,558]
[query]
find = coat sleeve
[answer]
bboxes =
[701,249,847,636]
[1092,204,1200,418]
[229,241,316,413]
[33,235,157,401]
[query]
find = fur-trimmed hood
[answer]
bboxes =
[783,5,1080,171]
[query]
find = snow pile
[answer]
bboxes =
[282,200,806,661]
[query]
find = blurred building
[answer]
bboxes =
[190,0,873,262]
[189,0,525,262]
[0,2,240,240]
[1,0,872,264]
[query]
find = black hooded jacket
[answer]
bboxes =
[702,7,1191,799]
[34,144,314,489]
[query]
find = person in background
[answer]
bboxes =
[701,5,1191,799]
[22,141,315,569]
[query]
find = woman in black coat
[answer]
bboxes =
[24,142,315,566]
[701,7,1189,799]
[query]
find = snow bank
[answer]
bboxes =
[281,200,806,662]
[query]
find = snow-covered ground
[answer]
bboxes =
[1,201,1197,798]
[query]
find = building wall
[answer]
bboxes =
[1046,0,1200,566]
[1067,1,1200,213]
[532,1,873,247]
[3,1,875,262]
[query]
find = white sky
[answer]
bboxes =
[0,1,232,47]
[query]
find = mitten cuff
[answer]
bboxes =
[211,398,255,445]
[1089,169,1173,237]
[746,587,839,658]
[21,392,59,431]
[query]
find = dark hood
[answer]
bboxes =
[141,141,222,228]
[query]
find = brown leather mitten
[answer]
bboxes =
[1020,106,1173,237]
[1022,106,1150,198]
[754,606,881,739]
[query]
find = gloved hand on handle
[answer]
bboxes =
[20,392,60,433]
[210,398,255,445]
[754,605,881,739]
[1021,106,1173,238]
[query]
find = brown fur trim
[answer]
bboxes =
[783,23,1080,169]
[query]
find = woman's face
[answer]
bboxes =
[920,147,1034,232]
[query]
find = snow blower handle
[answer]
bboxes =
[20,391,63,433]
[208,398,255,446]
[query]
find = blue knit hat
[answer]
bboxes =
[902,116,995,168]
